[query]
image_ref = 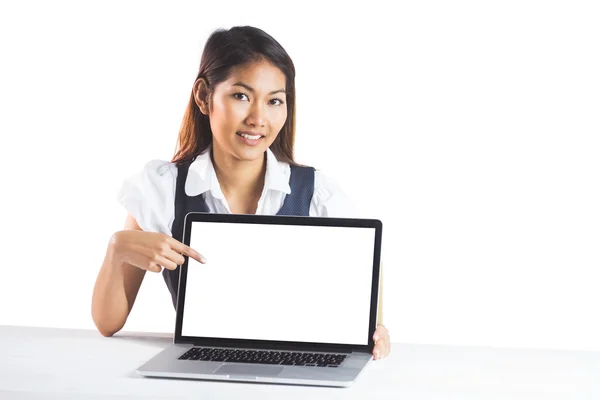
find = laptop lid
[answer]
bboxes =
[174,213,383,354]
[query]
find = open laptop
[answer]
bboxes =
[137,212,383,387]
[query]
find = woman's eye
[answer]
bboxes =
[233,93,249,101]
[270,98,284,106]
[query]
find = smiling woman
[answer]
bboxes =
[91,25,390,360]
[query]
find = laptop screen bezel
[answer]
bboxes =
[174,212,382,353]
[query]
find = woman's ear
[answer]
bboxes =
[193,78,210,115]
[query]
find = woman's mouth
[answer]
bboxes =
[236,132,264,146]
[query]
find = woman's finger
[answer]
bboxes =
[380,332,391,357]
[373,324,388,342]
[381,337,391,358]
[372,325,391,359]
[153,255,178,271]
[165,248,186,266]
[147,263,162,273]
[167,237,207,264]
[373,340,386,360]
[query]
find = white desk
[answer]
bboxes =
[0,325,598,399]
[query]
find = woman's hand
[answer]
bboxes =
[372,324,391,360]
[109,230,206,273]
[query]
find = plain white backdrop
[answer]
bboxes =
[0,1,598,352]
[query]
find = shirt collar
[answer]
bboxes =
[185,145,291,198]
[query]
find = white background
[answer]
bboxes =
[181,222,375,345]
[0,1,598,352]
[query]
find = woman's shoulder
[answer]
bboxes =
[142,159,178,177]
[119,159,178,194]
[310,168,362,218]
[312,168,340,193]
[116,159,178,234]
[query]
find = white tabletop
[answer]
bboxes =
[0,325,598,399]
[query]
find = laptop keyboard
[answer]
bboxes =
[179,347,348,367]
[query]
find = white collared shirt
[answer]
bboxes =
[117,147,360,235]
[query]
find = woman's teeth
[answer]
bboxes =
[239,133,262,140]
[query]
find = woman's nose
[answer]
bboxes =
[245,102,267,127]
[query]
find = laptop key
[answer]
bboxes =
[179,347,348,367]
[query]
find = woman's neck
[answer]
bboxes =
[211,145,266,202]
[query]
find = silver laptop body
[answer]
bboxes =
[137,213,383,388]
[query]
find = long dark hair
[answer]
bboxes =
[171,26,298,166]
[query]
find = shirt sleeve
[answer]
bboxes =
[310,170,363,218]
[116,160,177,235]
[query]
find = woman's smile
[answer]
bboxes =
[236,131,265,146]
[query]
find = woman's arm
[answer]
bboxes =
[91,214,147,337]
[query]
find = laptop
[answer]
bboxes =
[136,212,383,387]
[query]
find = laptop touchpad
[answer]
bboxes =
[215,364,283,377]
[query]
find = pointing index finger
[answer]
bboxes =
[168,238,207,264]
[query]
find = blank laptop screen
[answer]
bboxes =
[181,221,377,345]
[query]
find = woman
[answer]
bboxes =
[92,26,391,360]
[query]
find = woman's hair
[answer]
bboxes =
[171,26,298,166]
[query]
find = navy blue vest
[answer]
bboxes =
[162,158,315,308]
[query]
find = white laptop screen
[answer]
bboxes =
[180,221,376,346]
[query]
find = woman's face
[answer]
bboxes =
[198,60,288,163]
